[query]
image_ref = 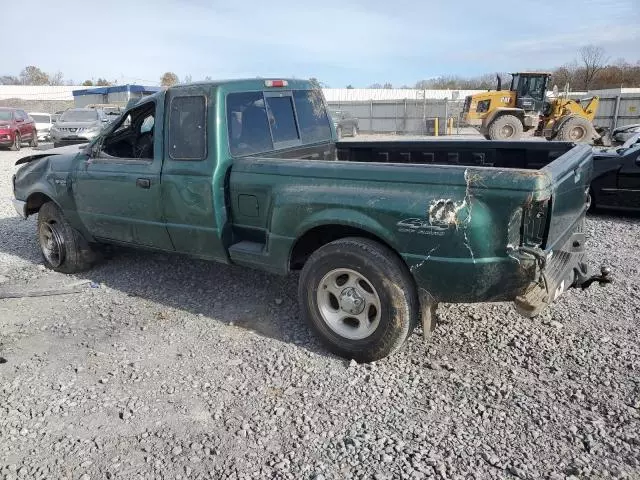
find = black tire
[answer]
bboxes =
[30,133,38,148]
[298,237,418,362]
[588,186,597,212]
[556,116,594,143]
[37,201,99,273]
[10,133,21,151]
[336,127,343,139]
[488,114,523,140]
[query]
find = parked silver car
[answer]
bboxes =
[50,108,109,148]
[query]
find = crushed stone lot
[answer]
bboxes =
[1,146,639,480]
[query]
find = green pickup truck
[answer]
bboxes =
[11,78,610,361]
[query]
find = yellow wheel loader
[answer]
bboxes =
[462,72,610,145]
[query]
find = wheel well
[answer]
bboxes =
[492,111,524,123]
[26,193,53,216]
[289,225,396,271]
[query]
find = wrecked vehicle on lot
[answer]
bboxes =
[590,132,640,212]
[11,78,611,362]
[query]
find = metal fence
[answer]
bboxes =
[327,99,465,135]
[328,94,640,136]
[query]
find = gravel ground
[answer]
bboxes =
[0,146,639,480]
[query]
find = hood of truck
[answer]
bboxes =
[15,144,88,166]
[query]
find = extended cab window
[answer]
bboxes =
[168,96,207,160]
[293,90,331,143]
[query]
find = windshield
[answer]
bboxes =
[0,111,12,121]
[60,110,98,122]
[30,114,51,123]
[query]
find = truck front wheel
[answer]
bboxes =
[488,114,523,140]
[299,237,418,362]
[37,202,99,273]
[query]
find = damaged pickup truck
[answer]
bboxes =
[12,78,611,362]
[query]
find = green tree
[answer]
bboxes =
[82,80,94,86]
[160,72,179,87]
[346,84,354,89]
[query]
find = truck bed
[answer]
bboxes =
[336,139,575,170]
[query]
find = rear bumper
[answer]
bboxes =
[512,223,611,316]
[406,220,610,315]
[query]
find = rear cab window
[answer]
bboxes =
[227,86,331,157]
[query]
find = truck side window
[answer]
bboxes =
[227,92,273,156]
[264,96,299,143]
[293,90,331,143]
[169,96,207,160]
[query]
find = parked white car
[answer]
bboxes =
[28,112,55,141]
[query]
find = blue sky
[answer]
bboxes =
[6,0,640,87]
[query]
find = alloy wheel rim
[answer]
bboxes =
[316,268,381,340]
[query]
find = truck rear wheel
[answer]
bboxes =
[488,115,523,140]
[37,201,99,273]
[556,117,594,143]
[299,237,418,362]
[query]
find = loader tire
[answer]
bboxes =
[488,115,523,140]
[556,117,594,143]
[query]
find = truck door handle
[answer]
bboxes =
[136,178,151,189]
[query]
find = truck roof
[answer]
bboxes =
[168,78,314,91]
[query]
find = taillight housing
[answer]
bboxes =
[522,199,550,248]
[265,80,288,88]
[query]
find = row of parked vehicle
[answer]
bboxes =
[0,104,123,151]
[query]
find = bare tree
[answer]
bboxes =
[160,72,179,87]
[95,78,111,86]
[0,75,20,85]
[579,45,608,90]
[48,71,64,85]
[183,74,193,84]
[383,82,393,89]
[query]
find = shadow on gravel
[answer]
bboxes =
[0,215,332,359]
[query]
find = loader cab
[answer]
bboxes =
[510,73,550,112]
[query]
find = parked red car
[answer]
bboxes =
[0,107,38,150]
